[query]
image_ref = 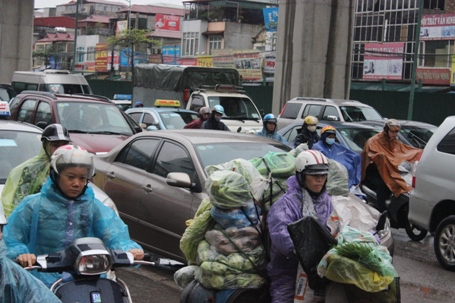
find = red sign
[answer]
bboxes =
[155,14,180,31]
[416,68,450,85]
[95,43,108,72]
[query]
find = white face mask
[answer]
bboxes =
[307,126,316,132]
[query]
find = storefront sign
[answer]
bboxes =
[420,13,455,40]
[155,14,180,31]
[363,42,404,80]
[416,68,450,85]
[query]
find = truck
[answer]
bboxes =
[133,64,263,132]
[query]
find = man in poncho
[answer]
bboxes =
[361,119,422,213]
[1,124,70,217]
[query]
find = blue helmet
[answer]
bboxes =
[135,101,143,107]
[213,105,225,115]
[263,113,277,125]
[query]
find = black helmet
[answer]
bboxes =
[41,124,71,143]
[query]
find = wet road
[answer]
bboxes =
[117,229,455,303]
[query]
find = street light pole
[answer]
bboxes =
[71,0,80,73]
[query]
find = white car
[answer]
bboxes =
[409,115,455,271]
[0,120,117,215]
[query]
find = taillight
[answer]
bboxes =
[279,104,287,117]
[183,88,190,102]
[411,152,422,188]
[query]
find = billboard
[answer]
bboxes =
[162,46,181,65]
[420,13,455,40]
[155,14,180,31]
[263,7,278,32]
[363,42,404,80]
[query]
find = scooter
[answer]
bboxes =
[361,163,428,241]
[27,237,154,303]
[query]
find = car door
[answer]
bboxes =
[139,139,200,260]
[100,138,160,242]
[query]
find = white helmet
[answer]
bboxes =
[0,203,6,225]
[50,145,95,178]
[295,150,329,175]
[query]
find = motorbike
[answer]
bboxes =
[361,162,428,241]
[26,237,154,303]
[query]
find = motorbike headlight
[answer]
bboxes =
[76,252,112,275]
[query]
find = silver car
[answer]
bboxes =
[409,115,455,271]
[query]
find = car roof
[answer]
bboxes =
[126,107,198,114]
[280,120,379,131]
[287,97,373,107]
[358,119,437,128]
[0,120,43,133]
[16,91,111,103]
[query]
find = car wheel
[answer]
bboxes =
[405,220,428,241]
[434,216,455,271]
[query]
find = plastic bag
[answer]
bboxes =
[326,159,349,197]
[174,265,199,290]
[249,152,296,177]
[289,143,309,158]
[206,170,253,209]
[205,158,270,202]
[205,226,261,255]
[210,202,261,229]
[180,198,216,264]
[343,277,401,303]
[327,195,379,237]
[287,216,338,291]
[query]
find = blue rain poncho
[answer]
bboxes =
[4,177,142,287]
[257,124,289,145]
[0,238,61,303]
[313,139,362,189]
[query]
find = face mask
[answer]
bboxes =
[215,117,222,122]
[326,138,336,145]
[307,126,316,132]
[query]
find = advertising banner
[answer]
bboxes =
[148,54,162,64]
[120,48,148,67]
[234,50,262,81]
[116,20,128,37]
[417,67,450,85]
[363,42,404,80]
[451,55,455,85]
[180,57,197,66]
[95,43,108,72]
[263,7,278,32]
[162,46,181,65]
[197,55,213,67]
[420,13,455,40]
[264,52,276,74]
[155,14,180,31]
[212,49,236,68]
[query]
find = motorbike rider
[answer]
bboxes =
[313,125,363,196]
[2,124,70,217]
[267,150,333,303]
[256,113,289,144]
[0,203,61,303]
[4,145,144,287]
[294,116,320,149]
[361,119,422,213]
[202,105,230,131]
[184,106,211,129]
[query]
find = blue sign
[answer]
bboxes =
[263,7,278,32]
[113,94,132,100]
[120,48,148,67]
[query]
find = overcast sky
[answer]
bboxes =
[34,0,184,9]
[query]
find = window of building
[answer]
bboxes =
[182,32,199,56]
[419,40,454,68]
[209,36,222,54]
[77,46,84,63]
[87,46,95,61]
[424,0,445,10]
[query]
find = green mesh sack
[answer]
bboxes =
[206,170,253,209]
[249,152,296,177]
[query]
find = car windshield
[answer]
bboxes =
[334,127,381,152]
[0,129,41,182]
[194,142,291,168]
[159,111,199,129]
[208,97,261,120]
[56,102,134,135]
[340,106,383,122]
[400,124,437,147]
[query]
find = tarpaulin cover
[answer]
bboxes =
[361,132,422,197]
[134,64,240,91]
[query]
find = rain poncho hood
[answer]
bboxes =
[361,132,422,197]
[0,238,61,303]
[267,175,332,303]
[313,137,362,188]
[257,124,289,145]
[294,126,319,149]
[1,147,49,217]
[4,177,142,287]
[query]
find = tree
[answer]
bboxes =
[107,29,159,81]
[33,44,58,69]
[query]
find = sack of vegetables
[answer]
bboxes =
[249,152,296,177]
[206,170,253,209]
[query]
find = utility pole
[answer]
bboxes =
[126,0,131,80]
[71,0,80,73]
[408,0,424,120]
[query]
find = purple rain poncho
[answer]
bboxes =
[266,175,333,303]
